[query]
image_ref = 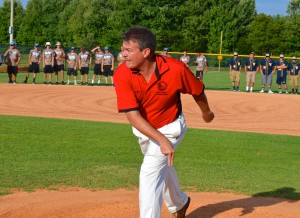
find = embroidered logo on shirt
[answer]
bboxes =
[157,81,168,95]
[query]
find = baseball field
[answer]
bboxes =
[0,72,300,217]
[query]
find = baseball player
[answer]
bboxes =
[259,53,276,93]
[91,46,104,86]
[117,50,125,66]
[161,47,171,57]
[229,52,241,91]
[101,46,114,86]
[288,56,300,94]
[78,48,92,85]
[3,42,21,84]
[54,42,66,85]
[194,51,208,81]
[24,43,41,84]
[42,42,55,84]
[66,47,78,85]
[114,26,214,218]
[244,52,259,92]
[276,54,289,94]
[179,51,190,67]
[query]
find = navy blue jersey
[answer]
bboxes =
[245,59,259,71]
[260,59,275,75]
[276,60,289,76]
[230,58,241,71]
[288,62,300,75]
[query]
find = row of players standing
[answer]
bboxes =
[230,52,299,94]
[160,47,208,81]
[2,41,123,86]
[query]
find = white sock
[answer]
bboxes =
[246,86,249,91]
[98,80,100,84]
[250,87,253,91]
[92,80,94,84]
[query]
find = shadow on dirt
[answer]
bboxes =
[187,187,299,218]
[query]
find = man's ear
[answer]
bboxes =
[143,48,151,58]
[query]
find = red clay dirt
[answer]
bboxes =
[0,84,299,218]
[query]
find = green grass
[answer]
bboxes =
[0,115,299,199]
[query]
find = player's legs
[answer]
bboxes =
[138,114,188,218]
[61,69,65,84]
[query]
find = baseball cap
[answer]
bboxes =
[292,56,297,60]
[250,52,255,55]
[265,53,270,57]
[9,42,16,46]
[104,46,109,50]
[34,43,39,47]
[233,52,238,56]
[56,42,61,46]
[280,54,284,58]
[164,48,169,51]
[45,42,51,46]
[70,46,76,50]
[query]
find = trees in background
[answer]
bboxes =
[0,0,299,56]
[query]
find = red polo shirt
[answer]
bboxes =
[114,55,204,129]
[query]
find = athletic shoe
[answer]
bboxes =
[32,82,36,84]
[268,90,273,94]
[81,82,84,85]
[286,91,289,94]
[86,82,88,86]
[291,92,294,94]
[56,82,59,85]
[61,81,65,85]
[49,82,53,85]
[172,197,190,218]
[91,83,94,86]
[259,89,264,93]
[67,82,70,85]
[44,81,47,85]
[279,91,282,94]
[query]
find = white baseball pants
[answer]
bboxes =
[133,113,189,218]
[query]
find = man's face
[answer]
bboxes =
[292,59,296,63]
[122,40,148,69]
[250,54,254,59]
[46,45,50,49]
[266,57,270,61]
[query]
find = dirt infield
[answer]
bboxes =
[0,83,299,217]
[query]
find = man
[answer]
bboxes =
[54,42,65,85]
[117,49,125,66]
[288,56,299,94]
[114,26,214,218]
[78,48,91,85]
[161,47,171,57]
[24,43,41,84]
[259,53,276,93]
[194,51,208,81]
[229,52,241,91]
[3,42,21,84]
[179,51,190,67]
[244,52,259,92]
[276,54,289,94]
[91,46,104,86]
[66,46,78,85]
[101,46,114,86]
[42,42,55,84]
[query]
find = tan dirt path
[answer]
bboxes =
[0,83,299,217]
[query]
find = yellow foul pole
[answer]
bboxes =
[218,31,223,72]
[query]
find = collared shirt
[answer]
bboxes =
[276,60,289,77]
[288,62,300,75]
[180,55,190,66]
[261,59,275,75]
[245,59,259,71]
[230,58,241,71]
[114,55,204,129]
